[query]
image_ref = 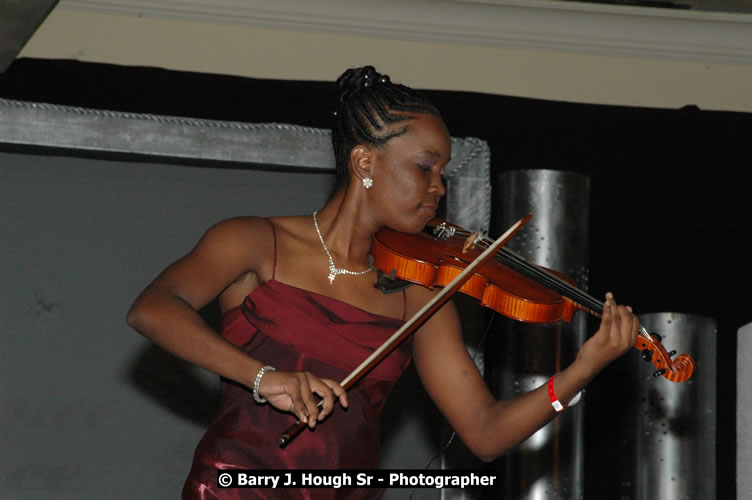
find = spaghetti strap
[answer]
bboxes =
[264,219,277,280]
[401,289,407,322]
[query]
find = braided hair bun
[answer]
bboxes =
[335,66,391,103]
[331,65,439,193]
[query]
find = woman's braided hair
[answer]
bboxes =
[331,65,440,192]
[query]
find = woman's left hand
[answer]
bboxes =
[574,292,639,378]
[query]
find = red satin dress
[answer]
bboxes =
[182,223,411,500]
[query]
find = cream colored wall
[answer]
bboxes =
[19,7,752,113]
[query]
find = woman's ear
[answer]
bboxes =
[349,145,373,186]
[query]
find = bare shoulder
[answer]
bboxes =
[206,214,317,275]
[264,215,313,243]
[131,216,278,311]
[194,215,279,275]
[261,214,320,262]
[202,216,271,245]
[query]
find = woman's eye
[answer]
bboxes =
[418,163,432,172]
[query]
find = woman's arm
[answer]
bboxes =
[411,289,637,462]
[126,217,346,426]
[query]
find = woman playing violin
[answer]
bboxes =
[126,65,639,499]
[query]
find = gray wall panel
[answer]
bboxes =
[1,153,333,498]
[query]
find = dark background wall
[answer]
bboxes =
[2,58,749,499]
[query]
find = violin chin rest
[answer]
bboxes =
[374,270,413,294]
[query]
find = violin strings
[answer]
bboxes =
[436,226,661,358]
[472,234,654,343]
[485,237,604,313]
[445,229,604,313]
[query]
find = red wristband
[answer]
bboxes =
[547,375,582,413]
[548,375,566,413]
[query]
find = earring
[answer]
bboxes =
[362,177,373,189]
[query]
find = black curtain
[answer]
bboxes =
[3,58,748,499]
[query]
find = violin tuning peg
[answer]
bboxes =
[641,349,654,362]
[668,350,677,358]
[653,368,667,378]
[650,332,662,342]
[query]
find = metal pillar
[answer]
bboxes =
[738,322,752,500]
[487,169,590,500]
[632,313,716,500]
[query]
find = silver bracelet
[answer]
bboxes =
[252,365,276,404]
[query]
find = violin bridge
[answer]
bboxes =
[463,232,481,254]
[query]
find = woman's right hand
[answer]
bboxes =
[256,370,349,428]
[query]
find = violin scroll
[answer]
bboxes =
[635,330,695,383]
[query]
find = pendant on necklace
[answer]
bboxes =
[313,211,372,285]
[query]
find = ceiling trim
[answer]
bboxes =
[0,97,491,231]
[57,0,752,65]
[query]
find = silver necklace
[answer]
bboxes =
[313,211,373,285]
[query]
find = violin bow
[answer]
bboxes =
[279,214,532,447]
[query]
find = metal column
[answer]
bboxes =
[487,169,590,500]
[632,313,716,500]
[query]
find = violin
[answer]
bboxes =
[371,218,696,383]
[280,216,695,447]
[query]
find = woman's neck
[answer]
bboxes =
[314,188,377,266]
